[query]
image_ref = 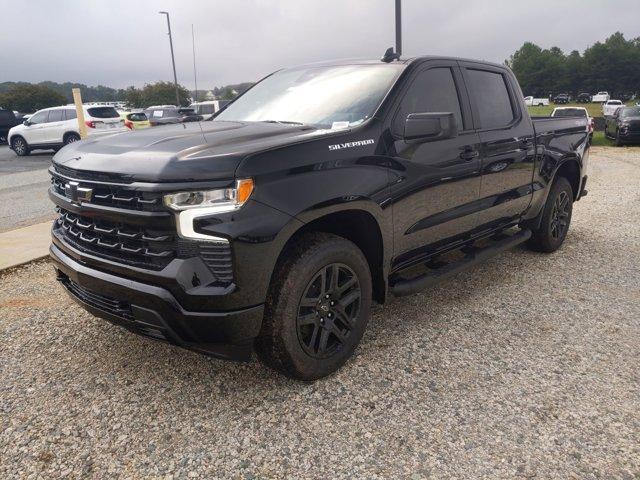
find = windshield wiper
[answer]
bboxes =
[261,120,305,126]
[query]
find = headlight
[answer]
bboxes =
[164,178,254,212]
[164,178,254,241]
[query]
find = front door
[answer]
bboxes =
[22,110,50,144]
[387,63,482,269]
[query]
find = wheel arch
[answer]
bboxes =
[272,207,389,304]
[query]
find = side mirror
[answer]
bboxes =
[404,112,458,143]
[23,120,31,126]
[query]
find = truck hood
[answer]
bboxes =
[52,121,322,183]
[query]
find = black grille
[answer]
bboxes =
[51,175,163,212]
[60,275,133,320]
[199,244,233,284]
[55,207,177,270]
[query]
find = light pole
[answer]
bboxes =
[159,11,181,106]
[395,0,402,57]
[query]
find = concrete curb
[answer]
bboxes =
[0,221,52,271]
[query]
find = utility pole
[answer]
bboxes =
[192,24,198,103]
[395,0,402,57]
[159,11,181,106]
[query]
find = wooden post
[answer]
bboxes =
[72,88,88,139]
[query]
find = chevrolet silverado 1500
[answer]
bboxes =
[49,55,589,379]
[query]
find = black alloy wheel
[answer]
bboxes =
[550,190,570,240]
[296,263,360,358]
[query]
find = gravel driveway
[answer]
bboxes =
[1,147,638,479]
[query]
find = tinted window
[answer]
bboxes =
[553,109,587,118]
[466,69,515,129]
[87,107,120,118]
[199,104,216,114]
[0,110,15,123]
[394,67,464,134]
[48,109,64,122]
[28,111,49,124]
[128,113,147,121]
[620,107,640,118]
[64,109,77,120]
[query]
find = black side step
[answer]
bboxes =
[390,229,532,297]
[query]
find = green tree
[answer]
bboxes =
[139,81,191,107]
[0,84,66,112]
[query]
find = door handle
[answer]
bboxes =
[459,148,479,161]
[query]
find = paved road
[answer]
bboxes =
[1,147,639,478]
[0,145,55,232]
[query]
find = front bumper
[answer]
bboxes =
[50,243,264,361]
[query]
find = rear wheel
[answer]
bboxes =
[527,176,573,253]
[64,132,80,145]
[255,233,372,380]
[11,136,30,156]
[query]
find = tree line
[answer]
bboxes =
[0,80,252,113]
[507,32,640,98]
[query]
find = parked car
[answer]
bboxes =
[145,107,203,126]
[551,106,594,141]
[0,108,21,143]
[48,55,589,380]
[592,91,610,103]
[602,99,624,117]
[604,105,640,146]
[553,93,570,104]
[120,112,151,130]
[189,100,231,120]
[8,105,128,156]
[576,93,591,103]
[524,96,549,106]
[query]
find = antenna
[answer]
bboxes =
[192,24,198,103]
[381,0,402,62]
[395,0,402,57]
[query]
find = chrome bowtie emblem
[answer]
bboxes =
[64,181,93,204]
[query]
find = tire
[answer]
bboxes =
[604,126,609,139]
[11,136,30,156]
[64,132,81,145]
[527,176,573,253]
[255,232,372,380]
[614,129,623,147]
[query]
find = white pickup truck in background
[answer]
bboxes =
[602,99,623,116]
[524,96,549,106]
[592,91,610,103]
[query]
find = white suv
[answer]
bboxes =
[8,105,128,156]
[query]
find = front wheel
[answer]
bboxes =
[11,136,30,156]
[527,176,573,253]
[255,233,372,380]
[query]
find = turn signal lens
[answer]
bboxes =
[236,178,254,204]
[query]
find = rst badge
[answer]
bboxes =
[64,181,93,204]
[328,139,375,151]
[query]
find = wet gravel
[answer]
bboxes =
[1,146,639,479]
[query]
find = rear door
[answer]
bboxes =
[44,109,66,143]
[387,60,482,267]
[459,62,535,232]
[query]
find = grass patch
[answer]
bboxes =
[590,131,609,146]
[527,100,637,119]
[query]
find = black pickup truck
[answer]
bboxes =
[0,108,20,143]
[48,55,589,380]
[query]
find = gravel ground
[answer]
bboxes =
[1,146,639,479]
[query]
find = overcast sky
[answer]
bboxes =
[1,0,639,89]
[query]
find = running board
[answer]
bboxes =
[390,229,532,297]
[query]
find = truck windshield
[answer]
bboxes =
[620,107,640,117]
[215,64,403,129]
